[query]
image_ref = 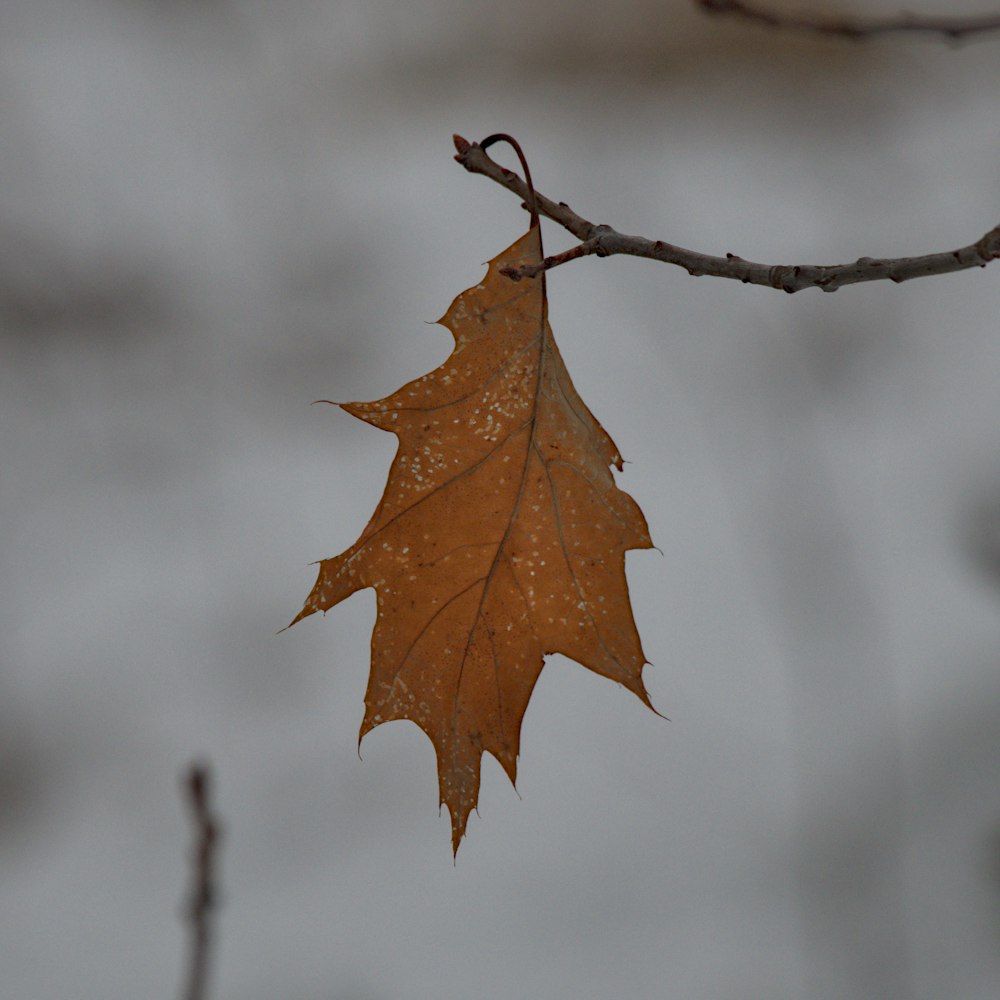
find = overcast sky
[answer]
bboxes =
[2,3,1000,999]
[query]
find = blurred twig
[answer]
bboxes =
[180,763,221,1000]
[694,0,1000,41]
[453,135,1000,293]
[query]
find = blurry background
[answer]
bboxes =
[2,1,999,998]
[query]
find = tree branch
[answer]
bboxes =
[453,135,1000,294]
[179,762,221,1000]
[693,0,1000,42]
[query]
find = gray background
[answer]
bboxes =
[2,2,999,998]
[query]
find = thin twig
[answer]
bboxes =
[694,0,1000,42]
[453,135,1000,294]
[500,239,608,282]
[180,762,221,1000]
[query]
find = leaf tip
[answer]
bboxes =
[634,665,668,720]
[283,605,314,631]
[440,797,468,858]
[646,698,670,722]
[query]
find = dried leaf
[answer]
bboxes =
[291,224,655,853]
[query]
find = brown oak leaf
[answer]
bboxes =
[291,221,655,853]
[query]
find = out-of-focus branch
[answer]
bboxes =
[180,762,222,1000]
[694,0,1000,42]
[453,135,1000,294]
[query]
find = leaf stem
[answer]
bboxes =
[476,134,540,235]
